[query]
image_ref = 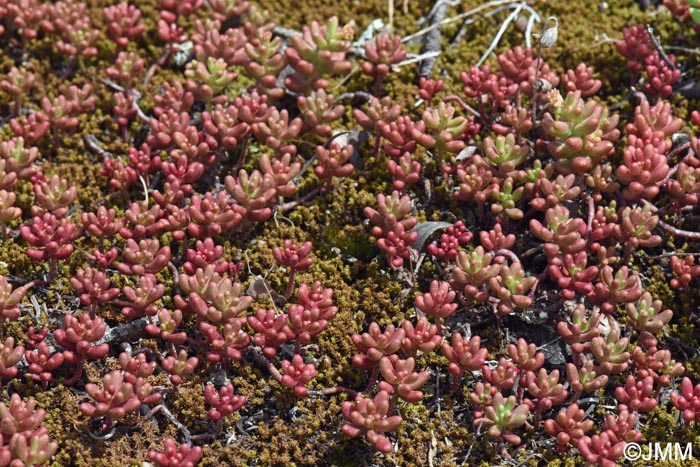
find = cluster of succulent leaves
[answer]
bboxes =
[1,0,700,466]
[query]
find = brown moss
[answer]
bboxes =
[0,0,699,466]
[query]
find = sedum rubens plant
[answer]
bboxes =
[562,62,602,97]
[414,280,457,323]
[259,153,300,196]
[615,98,681,201]
[251,108,303,155]
[297,89,344,138]
[449,246,500,303]
[529,173,581,211]
[225,169,277,222]
[361,33,406,95]
[117,238,171,276]
[0,1,698,464]
[0,138,40,180]
[0,276,32,324]
[376,355,430,403]
[0,190,22,238]
[547,252,598,300]
[161,349,199,386]
[441,334,488,380]
[473,393,530,446]
[417,102,468,156]
[352,322,405,371]
[591,325,630,375]
[368,190,418,225]
[487,262,536,315]
[625,292,673,334]
[187,191,242,238]
[314,142,354,186]
[278,354,317,397]
[284,17,354,94]
[54,313,109,384]
[243,29,287,99]
[0,67,37,116]
[147,437,202,467]
[507,338,544,375]
[0,164,18,192]
[247,308,295,358]
[185,57,237,108]
[175,264,253,324]
[273,240,313,298]
[428,221,473,263]
[69,267,120,316]
[400,317,442,356]
[529,205,586,258]
[612,203,661,258]
[544,403,594,451]
[0,337,23,389]
[482,133,529,174]
[557,304,601,354]
[364,191,418,268]
[632,333,684,387]
[614,375,657,412]
[341,390,402,453]
[79,370,144,425]
[103,2,144,49]
[587,265,643,315]
[669,254,700,290]
[615,134,670,201]
[671,377,700,424]
[567,359,609,396]
[482,358,518,391]
[204,383,245,436]
[0,394,58,467]
[287,282,337,347]
[489,177,525,220]
[199,318,250,363]
[387,152,421,192]
[540,90,620,174]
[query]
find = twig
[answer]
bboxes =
[494,248,521,264]
[657,219,700,240]
[661,142,693,184]
[462,423,482,466]
[396,51,441,71]
[665,45,700,57]
[272,26,302,40]
[246,347,283,381]
[278,186,323,211]
[100,79,125,92]
[646,251,700,259]
[642,200,700,239]
[306,386,358,398]
[475,3,524,67]
[88,422,117,440]
[167,261,180,287]
[530,15,551,127]
[333,91,374,104]
[84,135,113,159]
[646,24,677,70]
[146,404,193,445]
[584,192,595,243]
[402,0,520,43]
[442,95,480,117]
[126,89,151,123]
[523,6,542,48]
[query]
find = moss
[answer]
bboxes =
[635,405,700,467]
[0,0,699,466]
